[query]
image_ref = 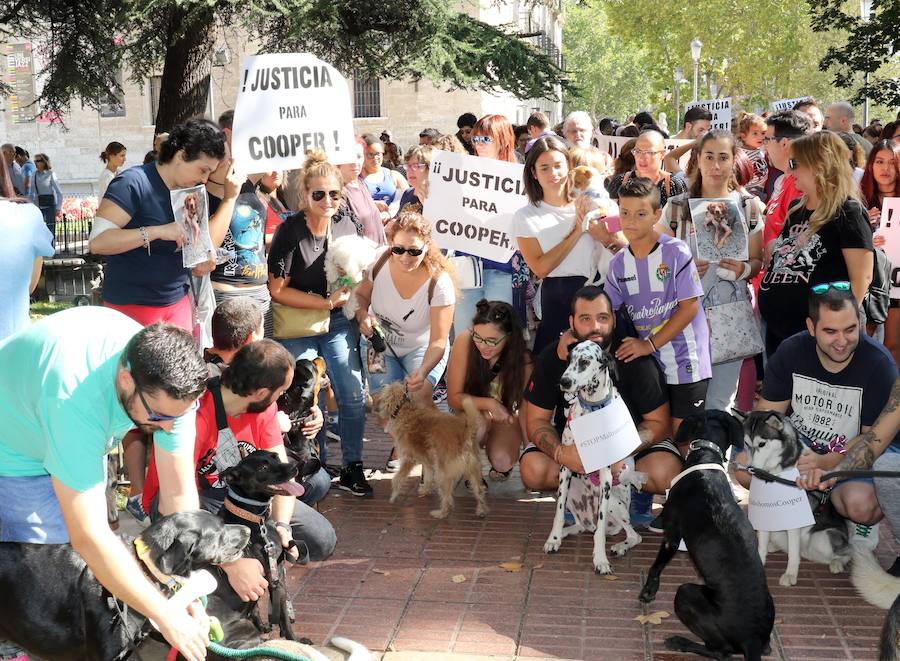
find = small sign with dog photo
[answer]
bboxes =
[689,198,749,263]
[171,185,215,268]
[569,396,641,473]
[748,467,816,532]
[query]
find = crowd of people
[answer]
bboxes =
[1,97,899,660]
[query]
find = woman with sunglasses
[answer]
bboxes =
[758,131,874,357]
[445,300,532,481]
[361,134,409,217]
[268,150,371,496]
[32,152,63,242]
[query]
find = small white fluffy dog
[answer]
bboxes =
[324,234,378,319]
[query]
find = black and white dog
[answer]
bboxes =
[543,341,645,574]
[741,410,851,586]
[639,411,775,660]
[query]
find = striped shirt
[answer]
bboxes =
[605,234,711,385]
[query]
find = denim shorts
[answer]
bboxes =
[0,474,69,543]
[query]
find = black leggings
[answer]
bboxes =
[534,276,587,354]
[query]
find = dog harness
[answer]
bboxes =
[668,439,727,489]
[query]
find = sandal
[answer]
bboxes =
[488,467,512,482]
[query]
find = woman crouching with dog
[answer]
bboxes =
[354,210,457,469]
[446,300,533,481]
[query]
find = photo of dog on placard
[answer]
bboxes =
[689,198,748,262]
[170,185,215,268]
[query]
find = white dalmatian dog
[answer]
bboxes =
[543,340,646,574]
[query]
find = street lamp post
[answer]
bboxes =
[674,66,684,131]
[691,38,703,102]
[860,0,873,126]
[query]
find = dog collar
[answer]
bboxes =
[223,497,267,525]
[669,463,727,489]
[389,391,411,419]
[688,438,724,460]
[134,537,183,593]
[576,390,614,413]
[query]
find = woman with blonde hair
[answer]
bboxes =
[758,130,874,355]
[267,149,371,496]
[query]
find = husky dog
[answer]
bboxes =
[543,341,645,574]
[741,410,851,586]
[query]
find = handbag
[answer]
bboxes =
[272,299,330,339]
[449,253,483,290]
[34,175,55,208]
[702,280,764,365]
[863,248,892,325]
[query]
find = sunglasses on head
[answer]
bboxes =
[471,135,494,145]
[311,189,341,202]
[810,281,851,295]
[390,245,424,256]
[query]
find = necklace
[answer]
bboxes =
[307,217,327,252]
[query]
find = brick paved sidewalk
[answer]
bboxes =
[285,420,891,661]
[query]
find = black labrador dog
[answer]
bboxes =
[209,450,309,646]
[0,510,249,661]
[277,357,327,480]
[639,411,775,660]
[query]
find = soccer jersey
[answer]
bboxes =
[605,234,711,385]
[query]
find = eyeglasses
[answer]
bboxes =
[35,159,45,164]
[632,149,663,157]
[365,151,383,159]
[406,162,429,171]
[134,382,184,422]
[471,329,508,347]
[471,135,494,145]
[311,189,341,202]
[390,245,424,256]
[787,158,798,171]
[811,281,851,295]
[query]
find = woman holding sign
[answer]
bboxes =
[658,130,765,411]
[445,300,532,481]
[267,151,372,497]
[861,140,900,363]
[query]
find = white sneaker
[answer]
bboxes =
[849,521,880,550]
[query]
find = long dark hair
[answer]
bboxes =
[689,129,739,198]
[463,300,528,412]
[860,139,900,209]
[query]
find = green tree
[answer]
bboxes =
[1,0,571,131]
[807,0,900,107]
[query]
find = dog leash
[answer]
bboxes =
[735,464,900,487]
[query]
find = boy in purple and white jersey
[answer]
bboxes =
[605,176,712,432]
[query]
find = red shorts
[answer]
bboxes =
[104,295,193,331]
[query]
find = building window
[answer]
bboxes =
[149,75,163,124]
[99,69,126,118]
[353,77,381,118]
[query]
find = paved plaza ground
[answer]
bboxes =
[275,419,894,661]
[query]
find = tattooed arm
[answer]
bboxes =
[798,376,900,490]
[524,403,587,474]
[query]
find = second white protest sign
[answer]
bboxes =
[231,53,357,171]
[422,150,524,263]
[877,197,900,299]
[685,97,732,132]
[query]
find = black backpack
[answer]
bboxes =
[864,248,892,325]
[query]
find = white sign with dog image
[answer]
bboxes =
[748,467,816,531]
[569,396,641,473]
[171,185,215,268]
[423,150,524,263]
[689,198,749,263]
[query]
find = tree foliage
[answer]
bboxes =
[807,0,900,107]
[0,0,571,130]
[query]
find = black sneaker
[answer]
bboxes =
[647,513,664,534]
[338,461,373,497]
[888,555,900,578]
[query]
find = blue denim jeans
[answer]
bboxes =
[369,342,450,392]
[278,312,364,467]
[452,269,513,336]
[0,475,68,543]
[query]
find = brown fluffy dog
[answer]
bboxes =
[373,381,488,519]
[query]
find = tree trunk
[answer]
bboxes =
[153,6,217,132]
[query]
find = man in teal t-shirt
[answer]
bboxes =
[0,306,211,659]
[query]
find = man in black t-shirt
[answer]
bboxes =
[521,287,679,506]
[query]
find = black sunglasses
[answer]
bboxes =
[390,246,424,256]
[311,189,341,202]
[134,382,182,422]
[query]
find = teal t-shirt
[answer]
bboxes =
[0,307,196,492]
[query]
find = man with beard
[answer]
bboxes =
[0,306,211,661]
[142,339,336,596]
[520,286,679,528]
[734,285,898,547]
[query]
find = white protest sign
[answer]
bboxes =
[748,467,815,532]
[422,150,523,263]
[876,197,900,299]
[569,396,641,473]
[685,97,732,131]
[595,135,694,171]
[770,96,812,112]
[232,53,357,170]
